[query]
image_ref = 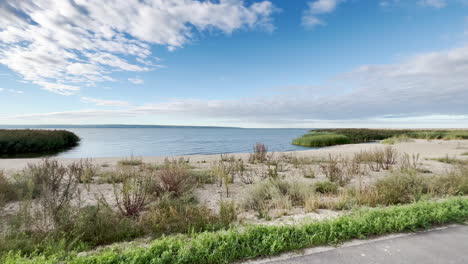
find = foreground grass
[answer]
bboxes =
[0,129,79,156]
[3,197,468,264]
[293,129,468,148]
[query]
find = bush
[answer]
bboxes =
[5,198,468,264]
[0,129,79,155]
[152,166,194,197]
[292,133,351,147]
[359,170,427,206]
[114,167,153,217]
[62,205,144,248]
[243,179,312,216]
[249,143,268,163]
[428,165,468,195]
[314,181,338,194]
[0,171,16,207]
[319,154,352,186]
[141,194,230,236]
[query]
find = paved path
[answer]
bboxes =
[251,225,468,264]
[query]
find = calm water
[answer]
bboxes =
[47,128,310,158]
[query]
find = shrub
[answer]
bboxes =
[319,154,351,186]
[0,171,16,207]
[355,147,398,171]
[314,181,338,194]
[0,129,79,156]
[114,168,153,217]
[359,170,427,206]
[249,143,268,163]
[243,179,312,216]
[142,194,230,236]
[292,133,351,147]
[68,159,97,183]
[219,200,237,225]
[63,205,144,248]
[153,166,194,197]
[428,165,468,195]
[118,157,143,166]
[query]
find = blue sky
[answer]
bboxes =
[0,0,468,128]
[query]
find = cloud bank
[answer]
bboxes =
[5,43,468,127]
[0,0,276,95]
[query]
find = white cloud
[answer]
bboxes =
[0,88,24,94]
[418,0,447,8]
[302,0,343,29]
[0,0,276,95]
[81,97,130,107]
[128,77,144,84]
[8,43,468,126]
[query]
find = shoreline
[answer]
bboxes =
[1,139,467,171]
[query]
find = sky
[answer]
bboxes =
[0,0,468,128]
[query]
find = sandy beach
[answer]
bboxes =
[2,139,468,225]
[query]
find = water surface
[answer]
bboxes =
[41,127,311,158]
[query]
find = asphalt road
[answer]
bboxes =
[262,225,468,264]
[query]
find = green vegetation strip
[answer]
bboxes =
[0,129,80,156]
[4,197,468,264]
[293,129,468,148]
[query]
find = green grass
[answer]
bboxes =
[0,129,79,156]
[292,133,351,147]
[3,197,468,264]
[293,129,468,148]
[432,156,468,165]
[462,152,468,156]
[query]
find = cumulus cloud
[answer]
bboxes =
[128,77,144,85]
[302,0,343,29]
[0,0,276,95]
[418,0,447,8]
[81,97,129,107]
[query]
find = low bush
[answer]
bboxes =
[358,170,426,206]
[152,166,194,197]
[5,198,467,264]
[292,133,350,147]
[314,181,338,194]
[0,171,16,207]
[249,143,268,163]
[243,179,312,217]
[141,194,231,236]
[118,157,143,166]
[0,129,79,156]
[428,165,468,195]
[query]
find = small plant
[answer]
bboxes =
[153,165,194,197]
[118,156,143,166]
[212,161,234,197]
[320,154,351,186]
[301,167,316,178]
[399,153,420,171]
[68,159,97,183]
[219,200,237,225]
[462,152,468,156]
[249,143,268,163]
[114,168,153,217]
[314,181,338,194]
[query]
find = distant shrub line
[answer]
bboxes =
[3,197,467,264]
[292,129,468,148]
[0,129,79,155]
